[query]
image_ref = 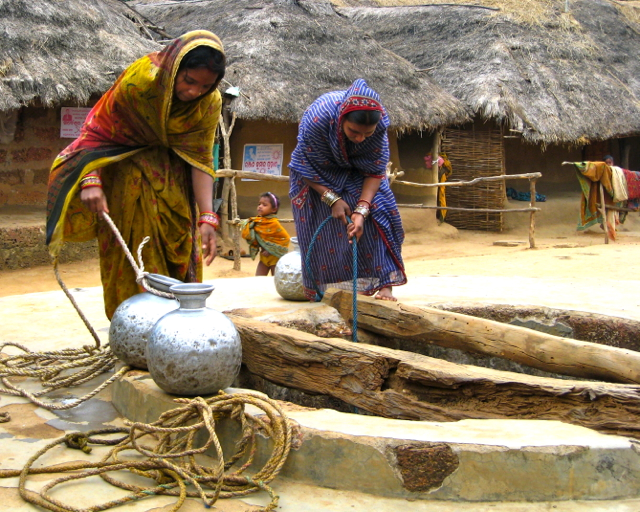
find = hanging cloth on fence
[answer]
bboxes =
[572,161,618,240]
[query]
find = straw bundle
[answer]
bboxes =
[441,127,505,231]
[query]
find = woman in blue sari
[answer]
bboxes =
[289,79,406,301]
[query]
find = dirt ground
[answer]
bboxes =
[2,194,640,299]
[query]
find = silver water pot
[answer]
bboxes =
[145,283,242,396]
[274,237,307,301]
[108,273,181,369]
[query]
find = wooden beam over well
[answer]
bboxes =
[322,289,640,385]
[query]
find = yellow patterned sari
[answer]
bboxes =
[46,31,224,318]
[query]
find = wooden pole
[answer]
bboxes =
[219,178,230,240]
[323,289,640,385]
[218,112,236,244]
[427,130,441,206]
[599,182,609,245]
[529,177,537,249]
[229,173,241,270]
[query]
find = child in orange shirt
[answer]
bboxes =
[241,192,291,276]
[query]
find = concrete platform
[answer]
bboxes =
[3,274,640,510]
[112,371,640,502]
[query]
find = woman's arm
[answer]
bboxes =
[302,177,352,226]
[347,176,382,242]
[79,168,109,214]
[192,167,217,266]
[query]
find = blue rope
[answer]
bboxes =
[304,215,358,343]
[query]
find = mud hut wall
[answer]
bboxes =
[229,119,402,220]
[392,129,437,205]
[0,106,76,208]
[229,119,297,220]
[503,138,583,195]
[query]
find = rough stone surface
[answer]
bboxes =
[395,443,459,492]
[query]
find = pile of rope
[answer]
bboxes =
[0,391,292,512]
[0,253,126,411]
[0,213,163,412]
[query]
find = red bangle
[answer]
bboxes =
[79,175,103,190]
[357,199,371,208]
[198,211,220,231]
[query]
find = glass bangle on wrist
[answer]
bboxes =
[357,199,372,209]
[79,175,103,189]
[197,211,220,231]
[321,189,341,207]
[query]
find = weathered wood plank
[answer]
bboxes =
[322,289,640,385]
[230,316,640,438]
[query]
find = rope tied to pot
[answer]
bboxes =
[0,391,292,512]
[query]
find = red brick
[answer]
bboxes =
[26,147,52,161]
[33,127,59,142]
[0,170,24,185]
[11,149,27,163]
[32,168,50,185]
[11,147,52,163]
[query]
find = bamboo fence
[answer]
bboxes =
[441,127,506,231]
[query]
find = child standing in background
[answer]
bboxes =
[241,192,291,276]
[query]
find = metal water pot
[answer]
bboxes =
[145,283,242,396]
[274,237,307,301]
[108,273,182,370]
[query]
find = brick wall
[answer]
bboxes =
[0,106,78,207]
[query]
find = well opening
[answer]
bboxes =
[227,292,640,439]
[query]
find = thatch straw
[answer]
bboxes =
[340,0,640,143]
[132,0,470,130]
[0,0,160,110]
[334,0,640,28]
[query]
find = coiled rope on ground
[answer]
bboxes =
[0,391,292,512]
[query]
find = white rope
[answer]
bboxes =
[101,212,173,299]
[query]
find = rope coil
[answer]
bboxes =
[0,392,291,512]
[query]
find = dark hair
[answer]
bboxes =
[344,110,381,125]
[603,154,614,162]
[178,46,226,82]
[260,192,279,211]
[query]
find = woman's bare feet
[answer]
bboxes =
[375,287,396,301]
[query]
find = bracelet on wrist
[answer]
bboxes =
[353,205,370,219]
[198,211,220,231]
[79,175,103,190]
[321,189,341,207]
[357,199,372,209]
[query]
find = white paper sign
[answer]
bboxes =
[60,107,91,138]
[242,144,283,175]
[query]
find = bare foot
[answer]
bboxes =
[375,287,397,301]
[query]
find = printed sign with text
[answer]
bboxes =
[242,144,283,176]
[60,107,91,138]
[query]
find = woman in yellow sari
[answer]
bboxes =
[46,31,225,319]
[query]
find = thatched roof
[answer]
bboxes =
[131,0,469,130]
[0,0,160,110]
[339,0,640,144]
